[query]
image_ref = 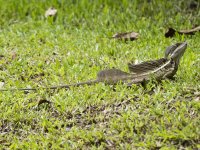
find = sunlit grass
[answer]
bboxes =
[0,0,199,149]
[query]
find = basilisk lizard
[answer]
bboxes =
[0,42,187,91]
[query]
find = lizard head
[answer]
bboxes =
[165,42,187,66]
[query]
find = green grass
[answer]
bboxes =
[0,0,200,149]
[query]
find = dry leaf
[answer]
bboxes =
[165,26,200,38]
[112,31,139,41]
[45,7,57,18]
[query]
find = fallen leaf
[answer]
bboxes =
[165,26,200,37]
[45,7,57,18]
[112,31,139,41]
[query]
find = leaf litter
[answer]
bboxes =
[112,31,139,41]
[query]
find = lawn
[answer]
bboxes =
[0,0,199,149]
